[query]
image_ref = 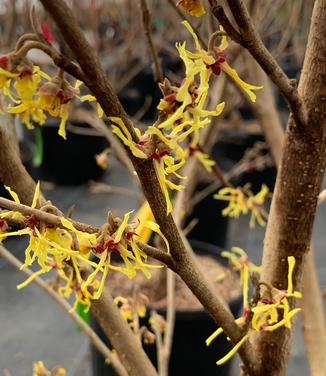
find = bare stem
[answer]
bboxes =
[15,40,85,81]
[208,0,307,131]
[0,196,98,234]
[140,0,163,82]
[301,246,326,376]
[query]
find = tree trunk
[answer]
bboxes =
[251,1,326,374]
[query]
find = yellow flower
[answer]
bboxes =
[33,361,50,376]
[33,361,66,376]
[38,76,81,139]
[0,183,40,223]
[0,55,19,99]
[207,256,301,365]
[219,247,261,312]
[110,117,184,214]
[110,117,147,159]
[80,94,104,118]
[157,42,224,135]
[246,184,269,227]
[96,211,166,280]
[185,144,215,172]
[181,21,263,102]
[114,295,147,322]
[177,0,205,17]
[214,184,269,228]
[214,186,248,218]
[95,149,110,169]
[8,100,47,129]
[134,201,155,244]
[6,66,50,129]
[0,186,167,310]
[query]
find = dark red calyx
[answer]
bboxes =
[26,215,39,228]
[0,55,9,69]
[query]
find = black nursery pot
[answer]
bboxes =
[91,240,243,376]
[28,119,108,185]
[185,181,230,248]
[118,65,162,123]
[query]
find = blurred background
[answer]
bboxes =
[0,0,324,375]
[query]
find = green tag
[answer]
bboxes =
[32,127,43,168]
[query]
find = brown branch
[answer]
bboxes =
[208,0,307,131]
[151,311,165,375]
[0,197,174,266]
[160,269,175,376]
[91,287,158,376]
[140,0,163,82]
[137,242,175,269]
[0,196,98,234]
[14,33,40,52]
[16,40,85,82]
[0,245,128,376]
[301,246,326,376]
[88,181,143,202]
[208,3,242,42]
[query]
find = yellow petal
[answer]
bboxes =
[4,186,20,203]
[221,62,263,102]
[114,211,133,243]
[287,256,296,295]
[16,269,45,290]
[218,25,228,51]
[216,333,250,365]
[31,181,40,208]
[206,327,224,346]
[182,20,201,50]
[264,308,301,331]
[58,104,69,139]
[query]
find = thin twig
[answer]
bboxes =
[0,196,98,234]
[151,311,165,375]
[140,0,163,82]
[71,108,135,175]
[160,269,175,376]
[15,40,85,82]
[88,181,143,202]
[208,0,307,131]
[0,245,128,376]
[137,242,175,269]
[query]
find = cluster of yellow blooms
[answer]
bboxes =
[33,361,66,376]
[112,21,262,213]
[0,52,100,139]
[208,252,301,365]
[216,247,261,314]
[0,185,168,311]
[214,184,269,227]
